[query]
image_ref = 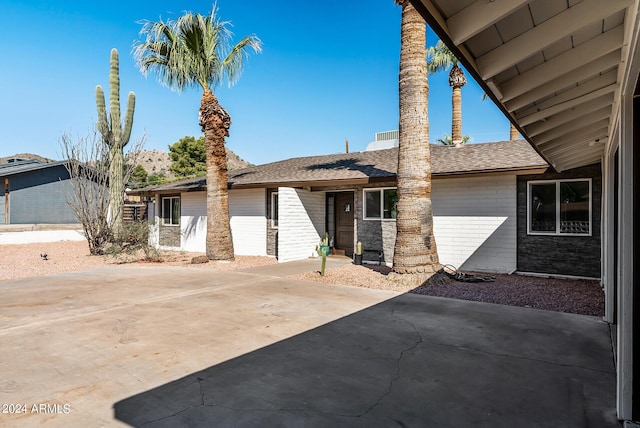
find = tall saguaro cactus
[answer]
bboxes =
[96,48,135,234]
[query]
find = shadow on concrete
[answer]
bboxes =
[114,293,619,427]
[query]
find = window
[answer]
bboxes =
[528,179,591,235]
[363,188,398,220]
[162,196,180,226]
[271,192,278,228]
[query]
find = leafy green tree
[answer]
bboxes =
[147,173,168,186]
[134,7,262,261]
[169,136,207,178]
[130,164,148,188]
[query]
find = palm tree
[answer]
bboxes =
[436,134,470,146]
[509,123,520,140]
[427,40,467,146]
[391,0,440,284]
[134,8,261,260]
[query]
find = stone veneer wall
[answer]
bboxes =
[516,163,602,278]
[355,181,397,264]
[159,223,181,247]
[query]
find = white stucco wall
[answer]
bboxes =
[147,200,159,248]
[229,188,267,256]
[178,189,267,255]
[277,187,325,262]
[431,175,517,273]
[181,192,207,252]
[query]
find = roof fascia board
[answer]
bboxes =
[230,178,373,190]
[433,166,548,178]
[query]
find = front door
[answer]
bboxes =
[334,192,354,256]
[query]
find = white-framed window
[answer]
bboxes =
[271,192,278,228]
[161,196,180,226]
[527,179,592,236]
[363,188,398,220]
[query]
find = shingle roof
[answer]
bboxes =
[0,160,67,177]
[134,140,547,193]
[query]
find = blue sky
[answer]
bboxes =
[1,0,511,166]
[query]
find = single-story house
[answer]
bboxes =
[132,139,601,277]
[0,159,78,225]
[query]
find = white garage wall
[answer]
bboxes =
[431,175,517,273]
[278,187,325,262]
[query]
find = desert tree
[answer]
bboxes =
[61,128,145,255]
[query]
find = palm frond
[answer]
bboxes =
[133,7,261,93]
[437,134,471,145]
[426,39,458,73]
[222,35,262,87]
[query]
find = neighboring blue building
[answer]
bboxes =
[0,159,77,224]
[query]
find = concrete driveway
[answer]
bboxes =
[0,264,619,427]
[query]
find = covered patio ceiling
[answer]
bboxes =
[413,0,637,172]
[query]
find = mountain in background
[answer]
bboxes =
[0,153,56,164]
[133,148,253,180]
[1,148,253,176]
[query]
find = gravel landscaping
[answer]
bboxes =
[0,240,277,281]
[291,263,604,317]
[0,241,604,317]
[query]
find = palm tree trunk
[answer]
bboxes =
[449,65,466,146]
[451,85,462,145]
[391,0,440,284]
[510,122,520,140]
[200,89,235,260]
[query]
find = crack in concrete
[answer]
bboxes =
[360,314,424,417]
[139,406,192,427]
[137,377,207,426]
[389,301,615,376]
[198,377,206,406]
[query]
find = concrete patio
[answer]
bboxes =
[0,263,619,427]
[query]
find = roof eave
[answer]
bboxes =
[433,166,549,178]
[411,0,560,172]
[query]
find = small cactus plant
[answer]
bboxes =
[96,48,135,234]
[356,241,362,255]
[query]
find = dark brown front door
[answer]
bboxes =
[334,192,354,256]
